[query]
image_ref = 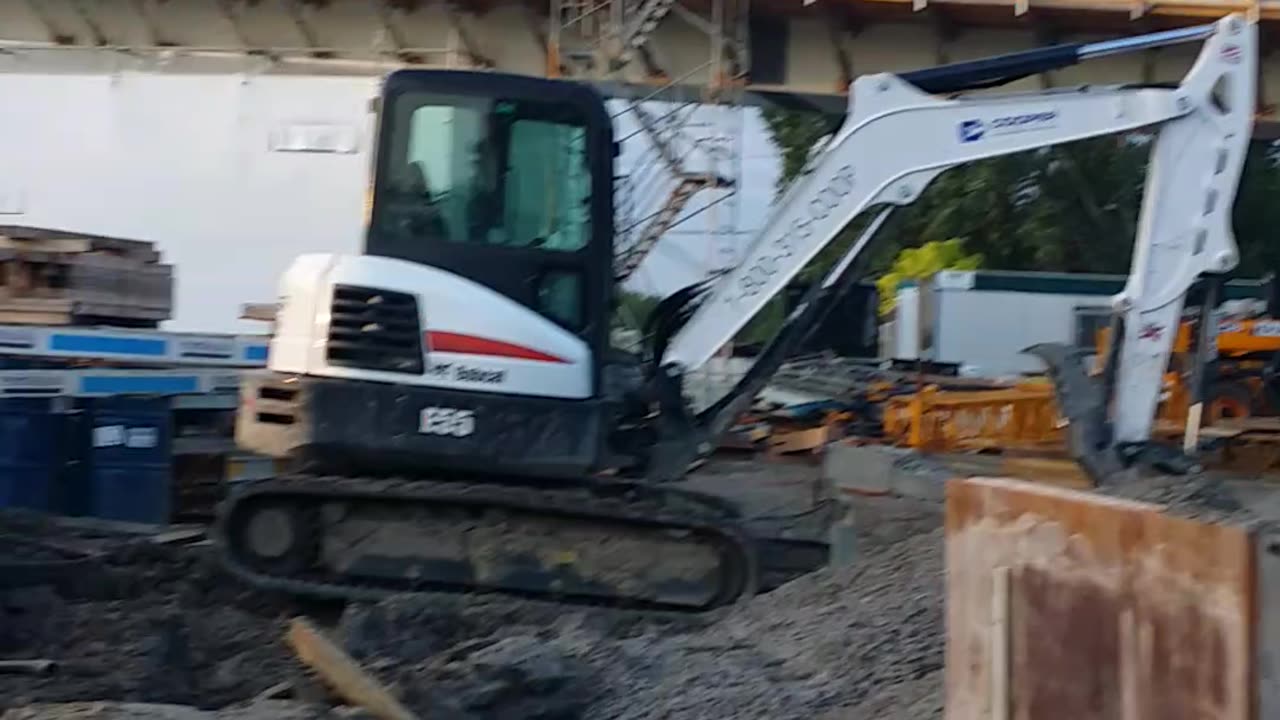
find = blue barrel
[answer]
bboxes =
[85,396,172,524]
[0,398,74,512]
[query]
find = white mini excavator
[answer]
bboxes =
[216,13,1257,611]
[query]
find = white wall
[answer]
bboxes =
[0,70,379,333]
[892,286,920,360]
[934,290,1109,377]
[0,68,785,333]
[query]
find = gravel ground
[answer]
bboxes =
[336,491,945,720]
[0,456,948,720]
[0,512,302,714]
[1093,470,1275,523]
[10,451,1280,720]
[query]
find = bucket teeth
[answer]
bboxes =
[1023,342,1124,485]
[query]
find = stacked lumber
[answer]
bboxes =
[0,225,172,327]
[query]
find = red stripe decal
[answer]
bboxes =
[425,331,569,364]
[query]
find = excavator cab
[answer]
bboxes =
[363,71,618,361]
[235,71,653,482]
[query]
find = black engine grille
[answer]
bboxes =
[326,284,424,374]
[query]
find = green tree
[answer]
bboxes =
[734,295,787,346]
[758,105,1280,281]
[758,106,841,197]
[875,239,984,317]
[1231,141,1280,275]
[614,290,662,330]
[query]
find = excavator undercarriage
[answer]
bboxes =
[217,474,759,612]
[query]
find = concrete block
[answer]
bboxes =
[827,503,857,567]
[822,443,898,495]
[822,443,949,502]
[890,466,947,502]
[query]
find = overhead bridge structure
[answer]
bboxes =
[3,0,1280,117]
[2,0,1278,324]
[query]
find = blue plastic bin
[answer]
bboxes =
[85,396,172,524]
[0,398,64,512]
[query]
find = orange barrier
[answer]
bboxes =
[881,382,1064,453]
[881,373,1200,454]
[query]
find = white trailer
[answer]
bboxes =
[891,270,1269,378]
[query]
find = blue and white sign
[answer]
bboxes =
[0,324,269,368]
[959,109,1059,143]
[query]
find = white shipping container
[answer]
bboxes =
[892,270,1268,379]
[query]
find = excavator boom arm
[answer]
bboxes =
[652,14,1254,481]
[664,15,1252,373]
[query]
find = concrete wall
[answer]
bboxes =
[0,71,379,333]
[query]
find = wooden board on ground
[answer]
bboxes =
[945,476,1254,720]
[768,426,832,456]
[285,617,419,720]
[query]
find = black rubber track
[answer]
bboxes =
[213,474,761,613]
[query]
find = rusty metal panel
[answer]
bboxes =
[945,477,1255,720]
[1256,524,1280,719]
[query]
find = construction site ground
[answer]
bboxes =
[1,452,1276,720]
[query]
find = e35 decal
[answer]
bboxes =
[419,406,476,437]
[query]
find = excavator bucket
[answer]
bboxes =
[1023,342,1125,485]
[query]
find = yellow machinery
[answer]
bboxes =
[1097,315,1280,422]
[882,312,1280,455]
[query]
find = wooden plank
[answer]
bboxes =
[285,617,420,720]
[0,224,161,263]
[1201,425,1246,440]
[945,477,1254,720]
[240,303,279,322]
[0,309,75,325]
[1221,417,1280,433]
[767,426,830,455]
[0,236,91,253]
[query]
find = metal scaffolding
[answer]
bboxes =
[547,0,749,289]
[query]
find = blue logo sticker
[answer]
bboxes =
[958,119,984,143]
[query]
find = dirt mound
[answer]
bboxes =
[0,515,302,714]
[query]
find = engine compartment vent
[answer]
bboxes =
[326,284,424,374]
